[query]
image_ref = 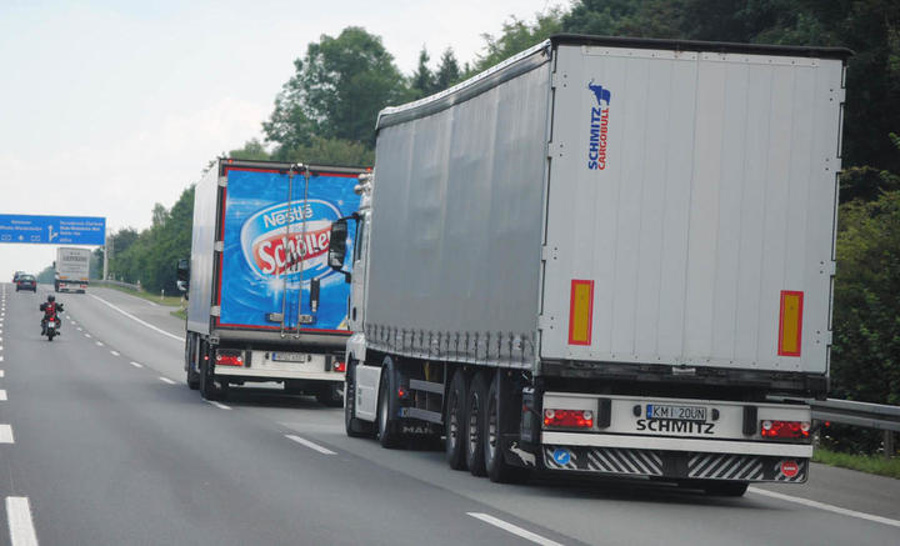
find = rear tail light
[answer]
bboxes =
[760,420,810,439]
[544,408,594,429]
[215,353,243,366]
[333,361,346,373]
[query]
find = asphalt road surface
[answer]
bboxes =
[0,284,897,545]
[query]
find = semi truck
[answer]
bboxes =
[179,158,366,404]
[328,35,851,494]
[55,247,91,293]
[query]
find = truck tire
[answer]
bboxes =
[185,334,200,390]
[199,343,221,401]
[703,481,748,497]
[485,372,529,483]
[445,369,468,470]
[465,372,488,476]
[377,363,401,448]
[345,359,374,438]
[316,383,344,407]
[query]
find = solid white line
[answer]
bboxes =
[130,361,143,368]
[285,434,336,455]
[158,377,176,385]
[0,390,6,401]
[467,513,564,546]
[207,400,232,410]
[89,294,183,342]
[110,350,120,357]
[6,497,38,546]
[749,487,900,529]
[0,425,14,444]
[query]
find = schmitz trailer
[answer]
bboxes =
[55,247,91,293]
[181,158,365,404]
[328,35,851,494]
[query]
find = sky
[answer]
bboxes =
[0,0,565,281]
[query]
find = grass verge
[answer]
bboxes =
[814,447,900,479]
[95,282,186,307]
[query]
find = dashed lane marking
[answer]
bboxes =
[749,487,900,529]
[207,400,232,410]
[110,350,120,357]
[76,328,83,332]
[467,513,564,546]
[0,370,4,377]
[158,377,176,385]
[95,341,104,347]
[0,390,6,401]
[0,425,14,444]
[285,435,336,455]
[84,333,91,338]
[130,361,143,368]
[6,497,38,546]
[89,294,183,342]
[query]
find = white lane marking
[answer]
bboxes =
[0,356,3,362]
[0,425,14,444]
[285,434,336,455]
[0,370,4,377]
[89,294,183,342]
[76,327,83,332]
[749,487,900,529]
[95,341,104,347]
[6,496,38,546]
[0,390,6,401]
[206,400,232,410]
[467,513,564,546]
[110,350,120,357]
[130,361,143,368]
[158,377,176,385]
[84,333,91,338]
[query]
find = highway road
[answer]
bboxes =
[0,284,898,545]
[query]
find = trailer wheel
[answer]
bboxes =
[185,334,200,390]
[377,363,401,448]
[445,369,468,470]
[465,372,488,476]
[703,481,748,497]
[344,359,374,438]
[485,372,529,483]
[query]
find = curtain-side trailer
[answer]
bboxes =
[182,158,366,404]
[329,35,851,494]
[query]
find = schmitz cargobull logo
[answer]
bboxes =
[239,200,341,279]
[587,79,611,171]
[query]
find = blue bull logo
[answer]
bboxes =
[588,79,611,106]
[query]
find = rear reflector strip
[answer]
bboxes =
[568,279,594,346]
[778,290,804,357]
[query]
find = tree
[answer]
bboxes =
[263,26,408,151]
[273,136,374,166]
[410,46,435,98]
[434,48,462,92]
[229,139,271,161]
[473,8,564,73]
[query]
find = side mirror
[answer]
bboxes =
[328,219,349,271]
[176,259,190,282]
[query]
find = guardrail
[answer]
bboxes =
[93,279,142,291]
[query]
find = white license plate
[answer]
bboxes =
[647,404,707,422]
[270,352,310,363]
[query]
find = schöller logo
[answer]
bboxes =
[587,80,611,171]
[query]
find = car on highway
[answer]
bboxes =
[12,270,26,283]
[15,274,37,292]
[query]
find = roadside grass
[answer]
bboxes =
[814,447,900,479]
[95,282,187,318]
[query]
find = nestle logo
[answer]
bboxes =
[587,79,611,171]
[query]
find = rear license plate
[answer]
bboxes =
[271,352,310,363]
[647,404,707,422]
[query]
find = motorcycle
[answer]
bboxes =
[44,317,60,341]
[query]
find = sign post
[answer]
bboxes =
[0,214,106,245]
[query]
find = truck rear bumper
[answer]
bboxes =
[215,367,344,382]
[542,443,808,483]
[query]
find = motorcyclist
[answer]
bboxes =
[39,295,64,336]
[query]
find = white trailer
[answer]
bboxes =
[329,35,851,494]
[55,247,91,293]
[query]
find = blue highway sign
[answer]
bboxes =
[0,214,105,245]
